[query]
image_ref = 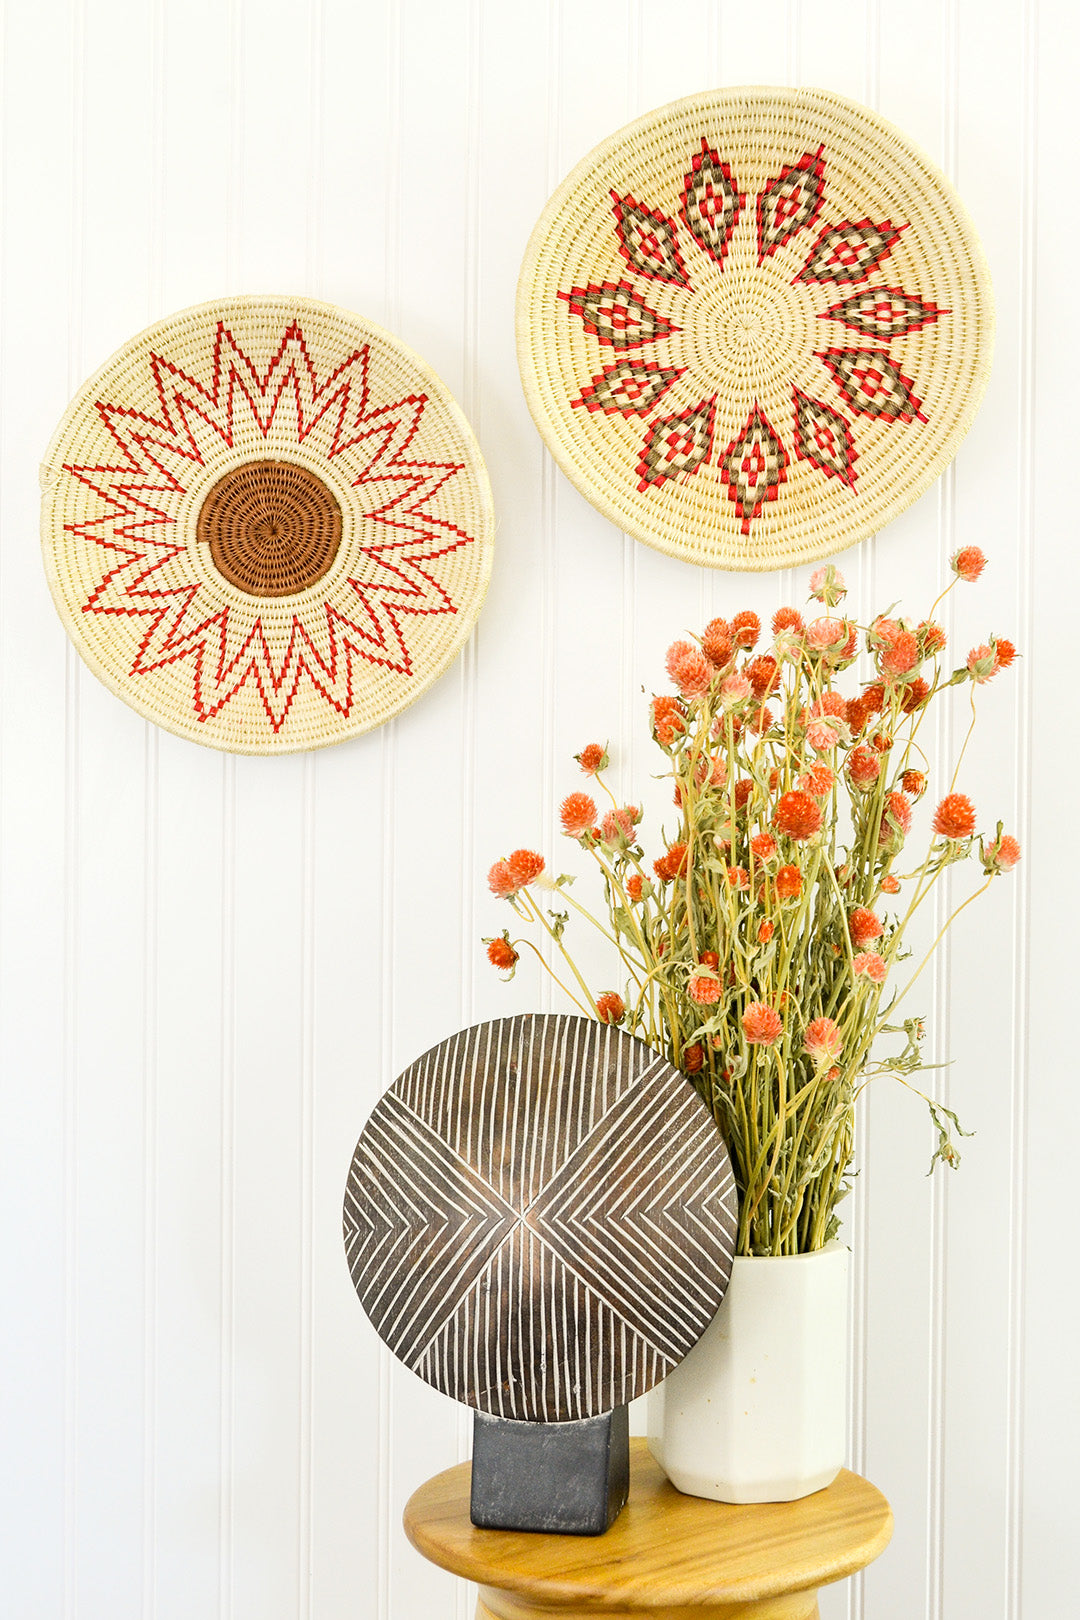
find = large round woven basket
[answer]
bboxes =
[41,295,494,754]
[517,86,993,571]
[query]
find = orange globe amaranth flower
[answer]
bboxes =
[734,777,754,810]
[507,848,545,888]
[652,694,687,747]
[813,691,848,719]
[993,637,1017,671]
[725,865,750,890]
[682,1041,705,1074]
[747,703,774,735]
[600,806,639,846]
[772,606,804,635]
[848,744,880,788]
[653,841,688,882]
[806,616,847,652]
[775,864,802,899]
[933,793,977,840]
[845,695,869,734]
[560,791,597,837]
[702,617,734,668]
[805,715,845,751]
[849,907,883,948]
[626,874,644,901]
[871,730,893,754]
[966,643,997,683]
[486,936,519,970]
[720,671,752,708]
[775,790,823,840]
[952,545,987,582]
[881,790,913,842]
[595,992,625,1024]
[751,831,777,863]
[901,768,927,797]
[901,677,930,713]
[693,753,727,791]
[666,638,713,697]
[730,610,761,649]
[986,833,1021,872]
[879,630,920,677]
[688,972,722,1005]
[881,874,901,894]
[758,919,774,943]
[745,654,779,698]
[576,742,607,774]
[920,620,947,654]
[488,859,517,897]
[809,564,847,603]
[804,1016,842,1061]
[797,763,836,797]
[852,951,888,983]
[742,1001,783,1044]
[862,682,886,715]
[699,950,720,968]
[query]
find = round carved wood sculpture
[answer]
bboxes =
[343,1013,738,1423]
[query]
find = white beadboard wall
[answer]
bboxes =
[0,2,1073,1617]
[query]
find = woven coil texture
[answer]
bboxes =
[517,86,994,572]
[41,295,494,754]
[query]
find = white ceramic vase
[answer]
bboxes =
[647,1242,849,1503]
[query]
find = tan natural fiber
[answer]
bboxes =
[517,86,993,572]
[41,295,494,754]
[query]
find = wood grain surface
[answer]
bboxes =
[403,1439,893,1612]
[344,1015,737,1421]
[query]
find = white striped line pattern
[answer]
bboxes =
[343,1014,737,1422]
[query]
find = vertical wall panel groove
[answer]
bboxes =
[848,9,881,1611]
[63,2,86,1612]
[457,7,483,1604]
[926,10,961,1616]
[1006,2,1037,1614]
[218,758,237,1620]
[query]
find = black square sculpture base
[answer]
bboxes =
[469,1406,629,1535]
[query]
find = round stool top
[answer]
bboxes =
[404,1439,893,1609]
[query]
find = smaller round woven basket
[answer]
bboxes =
[41,295,494,754]
[517,86,994,571]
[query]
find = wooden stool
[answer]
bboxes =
[404,1438,892,1620]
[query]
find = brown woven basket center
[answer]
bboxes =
[196,460,343,597]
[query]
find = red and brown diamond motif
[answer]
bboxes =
[719,404,789,533]
[816,348,926,423]
[756,146,827,263]
[574,360,685,416]
[636,396,717,490]
[792,387,858,489]
[559,138,947,533]
[819,285,947,338]
[795,219,904,285]
[610,192,690,285]
[558,280,680,349]
[681,141,744,271]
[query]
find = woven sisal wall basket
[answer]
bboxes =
[517,86,993,571]
[41,295,494,754]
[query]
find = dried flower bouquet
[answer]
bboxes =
[485,550,1019,1257]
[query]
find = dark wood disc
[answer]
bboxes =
[343,1013,737,1422]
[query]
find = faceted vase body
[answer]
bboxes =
[647,1243,849,1503]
